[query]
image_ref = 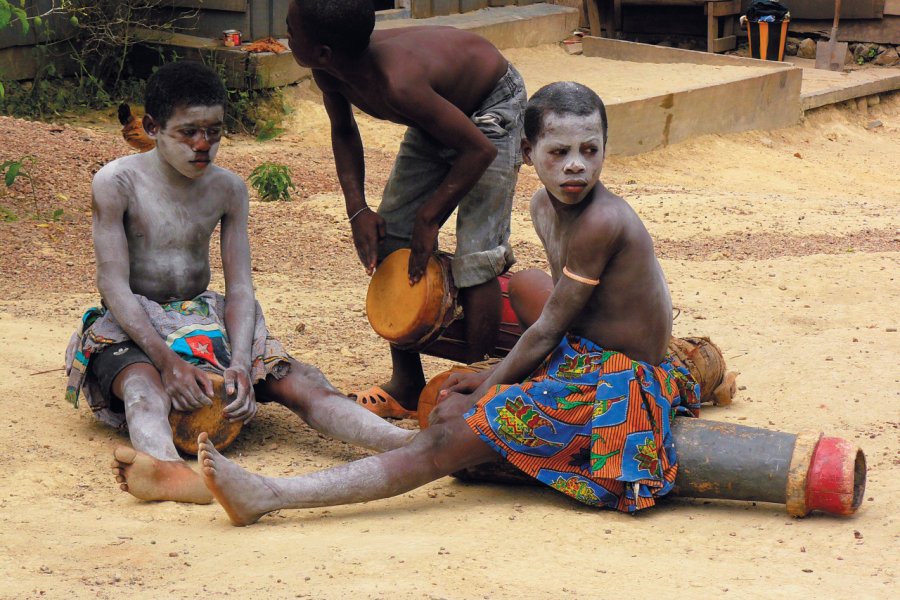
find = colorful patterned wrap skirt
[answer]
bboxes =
[464,336,701,512]
[64,291,291,429]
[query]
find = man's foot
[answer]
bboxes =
[198,432,278,526]
[111,446,213,504]
[349,385,418,419]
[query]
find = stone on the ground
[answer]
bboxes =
[852,42,880,63]
[873,47,899,67]
[865,120,883,130]
[867,95,880,107]
[797,38,816,59]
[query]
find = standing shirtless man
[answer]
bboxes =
[197,82,700,525]
[286,0,527,417]
[65,61,414,505]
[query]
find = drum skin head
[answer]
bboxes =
[366,249,447,346]
[168,372,243,455]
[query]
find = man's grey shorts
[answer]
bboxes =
[376,63,527,289]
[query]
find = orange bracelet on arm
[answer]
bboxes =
[563,265,600,286]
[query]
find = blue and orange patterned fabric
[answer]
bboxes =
[464,336,700,512]
[64,291,291,429]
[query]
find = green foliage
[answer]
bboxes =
[248,163,296,202]
[2,155,35,190]
[1,155,39,215]
[0,0,30,35]
[255,118,285,142]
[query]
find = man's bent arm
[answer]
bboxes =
[317,73,367,215]
[388,83,497,228]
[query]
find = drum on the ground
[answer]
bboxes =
[168,372,242,455]
[365,249,523,363]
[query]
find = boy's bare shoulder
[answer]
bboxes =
[571,189,631,248]
[91,153,149,204]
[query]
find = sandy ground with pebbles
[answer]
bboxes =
[0,54,898,598]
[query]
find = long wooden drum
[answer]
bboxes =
[417,368,865,517]
[168,372,243,455]
[366,249,523,363]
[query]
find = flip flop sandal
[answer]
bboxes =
[349,386,417,420]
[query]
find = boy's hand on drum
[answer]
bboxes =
[428,391,477,425]
[409,218,439,284]
[223,366,258,423]
[162,358,214,412]
[350,209,386,276]
[440,370,491,397]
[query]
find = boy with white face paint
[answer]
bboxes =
[65,61,416,505]
[196,82,699,525]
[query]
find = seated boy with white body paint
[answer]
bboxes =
[65,61,415,505]
[197,82,699,525]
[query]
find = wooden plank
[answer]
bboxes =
[432,0,460,15]
[771,0,883,20]
[459,0,489,11]
[886,0,900,16]
[789,16,900,45]
[170,0,248,11]
[707,0,740,17]
[411,0,433,18]
[585,0,602,36]
[710,34,736,52]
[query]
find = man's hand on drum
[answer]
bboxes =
[439,370,492,398]
[350,208,386,276]
[161,357,214,412]
[223,365,258,423]
[408,215,440,284]
[428,390,479,426]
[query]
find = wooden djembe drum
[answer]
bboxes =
[167,372,243,455]
[366,249,523,363]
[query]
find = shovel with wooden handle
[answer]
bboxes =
[815,0,848,71]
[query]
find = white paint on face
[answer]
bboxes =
[154,105,224,180]
[527,111,605,205]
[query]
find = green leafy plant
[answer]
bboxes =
[248,162,296,202]
[255,118,285,142]
[1,155,38,210]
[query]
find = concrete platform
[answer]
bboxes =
[785,57,900,111]
[578,37,802,155]
[134,3,578,90]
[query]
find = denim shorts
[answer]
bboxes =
[377,63,527,289]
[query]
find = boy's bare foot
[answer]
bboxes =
[198,432,278,526]
[111,446,213,504]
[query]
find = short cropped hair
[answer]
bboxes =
[292,0,375,56]
[144,61,226,128]
[524,82,608,148]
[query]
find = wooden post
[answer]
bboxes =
[410,0,433,18]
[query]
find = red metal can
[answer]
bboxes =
[222,30,242,47]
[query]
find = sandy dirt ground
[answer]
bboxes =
[0,53,898,599]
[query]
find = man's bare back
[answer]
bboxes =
[311,26,508,125]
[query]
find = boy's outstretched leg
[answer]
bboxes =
[110,363,213,504]
[259,360,418,452]
[199,411,497,526]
